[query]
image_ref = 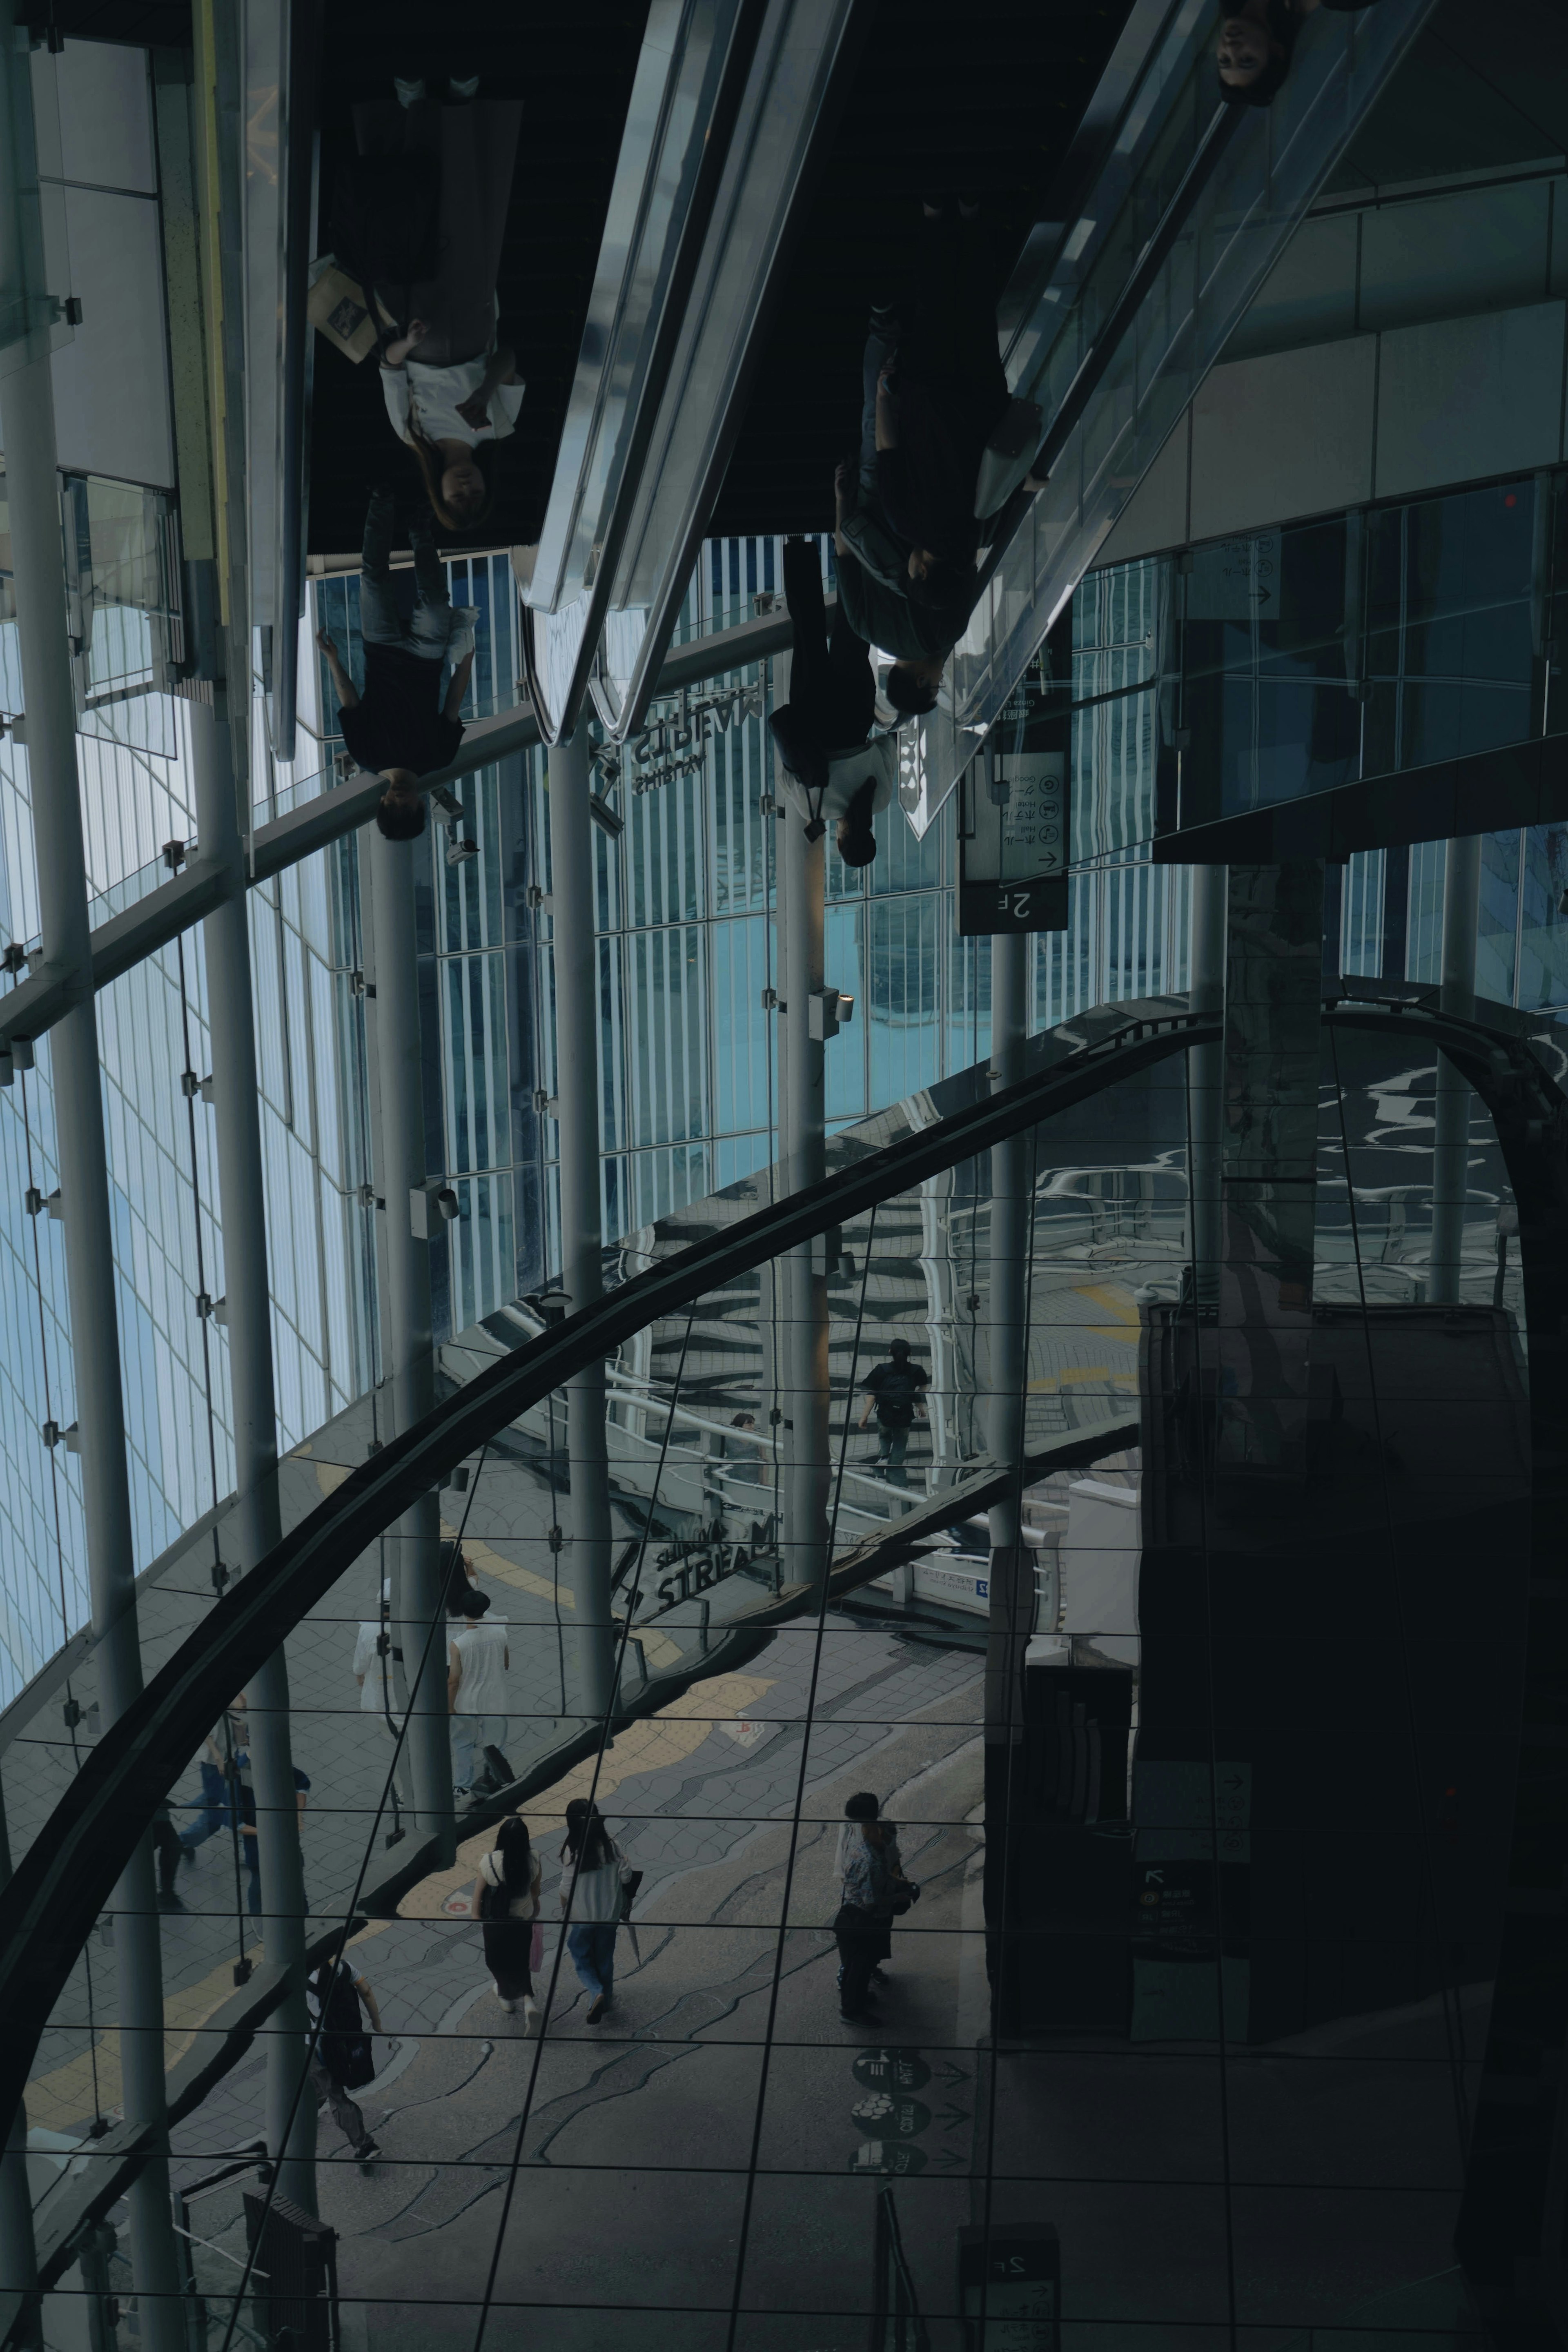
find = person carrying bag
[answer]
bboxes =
[473,1814,541,2027]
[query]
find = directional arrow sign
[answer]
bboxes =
[936,2103,971,2131]
[929,2148,964,2171]
[937,2061,970,2087]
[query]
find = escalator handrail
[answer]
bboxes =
[0,1006,1210,2104]
[1,993,1560,2125]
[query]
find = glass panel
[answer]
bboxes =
[13,1004,1531,2352]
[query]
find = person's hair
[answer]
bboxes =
[495,1813,532,1893]
[889,1338,911,1359]
[1218,47,1290,102]
[731,1412,756,1429]
[844,1791,880,1822]
[1217,0,1294,104]
[407,428,497,534]
[884,664,941,719]
[460,1588,492,1620]
[375,791,427,841]
[562,1796,613,1869]
[836,773,881,869]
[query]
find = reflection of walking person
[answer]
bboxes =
[352,76,525,531]
[307,1956,383,2163]
[858,1338,929,1488]
[559,1799,634,2023]
[317,486,474,842]
[235,1748,310,1917]
[834,1792,914,2023]
[473,1814,542,2026]
[448,1588,512,1797]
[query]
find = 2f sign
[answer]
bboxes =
[998,889,1031,922]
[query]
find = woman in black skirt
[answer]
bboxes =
[472,1813,541,2026]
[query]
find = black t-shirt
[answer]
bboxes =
[338,645,464,777]
[863,1361,929,1428]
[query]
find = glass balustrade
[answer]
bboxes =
[2,997,1541,2350]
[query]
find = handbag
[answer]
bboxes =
[888,1880,921,1918]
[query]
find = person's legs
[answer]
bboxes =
[567,1924,609,1997]
[180,1761,232,1853]
[836,1919,876,2017]
[590,1922,616,2001]
[359,489,405,648]
[885,1426,909,1488]
[245,1844,262,1916]
[782,538,830,707]
[151,1816,183,1897]
[450,1714,477,1792]
[310,2061,369,2154]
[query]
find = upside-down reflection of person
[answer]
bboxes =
[1216,0,1385,105]
[345,71,525,530]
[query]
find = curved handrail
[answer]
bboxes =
[0,994,1562,2128]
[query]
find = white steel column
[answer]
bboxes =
[1187,864,1227,1304]
[547,733,614,1715]
[1430,837,1480,1304]
[188,692,317,2207]
[367,832,456,1860]
[985,930,1030,1753]
[0,354,185,2352]
[776,688,830,1605]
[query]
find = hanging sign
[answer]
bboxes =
[958,749,1067,935]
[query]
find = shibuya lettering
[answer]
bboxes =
[644,1514,779,1617]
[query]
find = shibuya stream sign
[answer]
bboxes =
[639,1514,778,1619]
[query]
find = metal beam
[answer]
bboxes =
[0,607,804,1058]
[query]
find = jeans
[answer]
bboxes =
[835,1904,884,2016]
[566,1922,617,2001]
[359,487,452,661]
[451,1713,509,1791]
[876,1422,911,1486]
[310,2060,370,2155]
[180,1761,233,1853]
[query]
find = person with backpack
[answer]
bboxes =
[307,1955,383,2164]
[858,1338,930,1488]
[472,1814,542,2025]
[316,486,475,843]
[559,1798,635,2023]
[768,534,897,869]
[834,1792,915,2023]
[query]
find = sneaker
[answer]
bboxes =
[498,1998,517,2014]
[392,76,425,107]
[586,1995,607,2024]
[355,2138,381,2164]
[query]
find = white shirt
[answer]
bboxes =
[381,351,525,450]
[352,1621,390,1713]
[781,733,898,825]
[450,1618,509,1714]
[560,1836,630,1924]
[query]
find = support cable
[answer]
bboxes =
[16,1062,106,2135]
[720,1201,880,2352]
